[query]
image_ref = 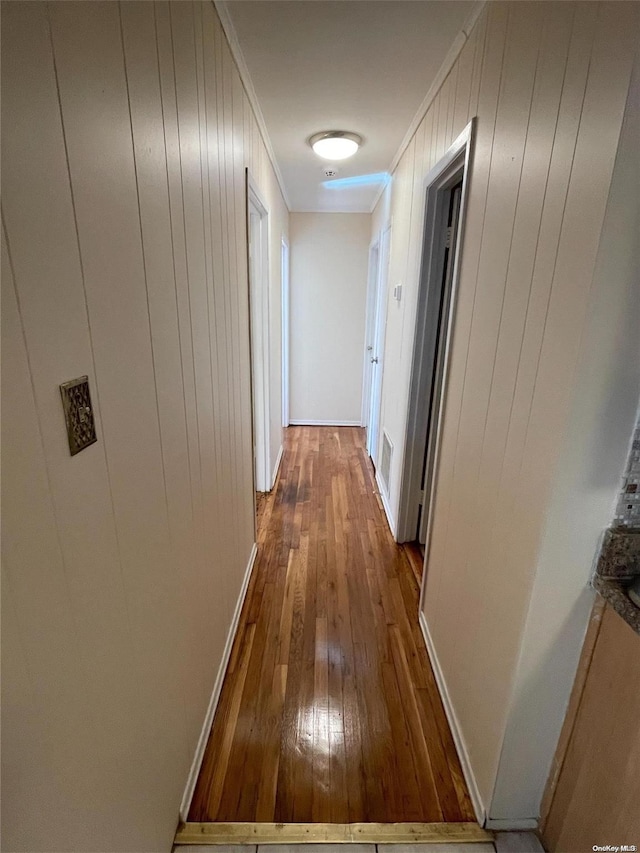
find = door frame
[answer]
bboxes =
[361,237,380,429]
[281,236,290,428]
[247,175,271,493]
[366,222,391,463]
[397,120,475,587]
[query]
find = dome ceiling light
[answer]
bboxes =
[309,131,362,161]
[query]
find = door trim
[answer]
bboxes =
[396,120,475,580]
[361,237,380,428]
[366,222,391,463]
[247,174,271,493]
[281,237,290,428]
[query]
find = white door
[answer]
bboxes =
[248,192,270,493]
[281,237,290,428]
[366,225,391,463]
[361,240,379,432]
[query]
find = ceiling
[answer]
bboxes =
[223,1,477,213]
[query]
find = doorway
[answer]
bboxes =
[414,180,462,546]
[247,178,271,495]
[281,237,290,428]
[363,224,391,464]
[397,120,475,581]
[361,239,379,435]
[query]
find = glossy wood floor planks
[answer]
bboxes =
[189,427,476,823]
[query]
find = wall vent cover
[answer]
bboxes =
[59,375,97,456]
[380,430,393,495]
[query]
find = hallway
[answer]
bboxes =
[190,426,475,824]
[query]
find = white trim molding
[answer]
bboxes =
[419,610,486,826]
[179,542,259,821]
[288,419,361,427]
[248,175,272,493]
[375,469,397,539]
[281,236,290,428]
[361,237,380,431]
[214,1,291,210]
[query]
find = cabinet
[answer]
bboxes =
[542,604,640,852]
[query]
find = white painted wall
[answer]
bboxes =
[289,213,370,425]
[371,0,639,823]
[0,3,287,851]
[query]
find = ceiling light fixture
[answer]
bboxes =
[309,131,362,161]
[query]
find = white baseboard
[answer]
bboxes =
[374,470,397,537]
[288,419,361,427]
[419,611,486,826]
[271,444,284,489]
[486,818,539,831]
[179,542,258,822]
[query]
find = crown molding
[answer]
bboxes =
[214,1,292,210]
[370,1,487,213]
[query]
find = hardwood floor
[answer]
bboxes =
[402,541,425,587]
[255,491,270,531]
[189,426,475,824]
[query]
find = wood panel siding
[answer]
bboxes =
[189,426,476,825]
[1,3,287,851]
[370,0,639,818]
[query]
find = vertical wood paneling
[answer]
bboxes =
[452,25,474,139]
[120,1,203,746]
[490,4,599,573]
[421,2,509,625]
[466,5,578,719]
[406,118,428,299]
[231,62,254,538]
[202,1,236,623]
[467,10,488,122]
[154,3,207,645]
[171,1,221,675]
[2,223,115,844]
[47,4,192,840]
[445,62,458,147]
[1,0,140,745]
[371,0,638,818]
[1,1,289,850]
[193,0,225,585]
[218,30,241,572]
[431,10,546,791]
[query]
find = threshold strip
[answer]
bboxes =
[175,821,494,845]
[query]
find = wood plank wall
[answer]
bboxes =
[370,0,638,817]
[1,3,288,851]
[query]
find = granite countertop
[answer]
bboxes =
[592,528,640,635]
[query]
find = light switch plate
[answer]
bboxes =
[59,376,97,456]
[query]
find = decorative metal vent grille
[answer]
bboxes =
[59,376,97,456]
[380,430,393,495]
